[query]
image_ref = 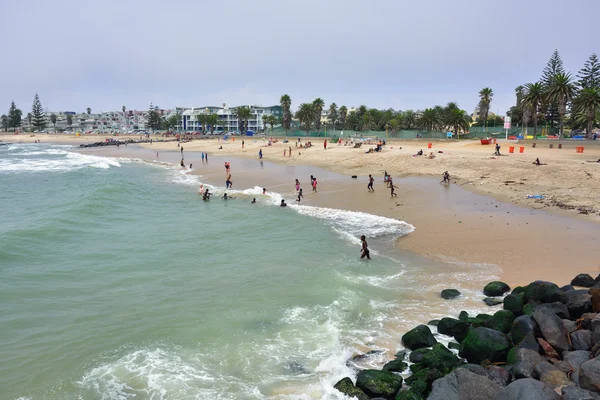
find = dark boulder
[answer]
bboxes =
[458,364,488,376]
[428,319,439,327]
[524,281,565,304]
[471,314,493,328]
[572,330,593,351]
[510,348,546,379]
[572,274,596,288]
[405,367,444,394]
[459,327,511,364]
[562,386,600,400]
[590,287,600,313]
[448,342,461,351]
[437,317,460,336]
[428,368,502,400]
[441,289,461,299]
[485,365,512,387]
[333,377,369,400]
[483,281,511,297]
[581,313,599,330]
[563,350,592,369]
[394,390,424,400]
[510,315,538,344]
[484,297,503,306]
[564,319,579,334]
[401,325,436,350]
[409,348,430,363]
[503,292,524,316]
[420,343,460,374]
[495,378,561,400]
[579,357,600,393]
[561,285,575,292]
[522,301,541,315]
[564,290,592,319]
[513,332,541,353]
[487,310,515,334]
[535,302,571,319]
[355,370,403,399]
[382,358,407,373]
[531,308,569,352]
[459,311,469,321]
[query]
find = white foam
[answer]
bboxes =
[0,149,120,173]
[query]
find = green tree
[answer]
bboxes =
[478,88,494,130]
[295,103,316,134]
[50,114,57,131]
[1,115,8,132]
[280,94,292,132]
[577,53,600,91]
[31,93,46,131]
[8,101,22,130]
[206,113,219,134]
[402,110,417,129]
[261,114,269,132]
[162,115,180,132]
[267,115,277,131]
[445,108,471,140]
[388,118,400,135]
[235,106,253,134]
[312,98,325,132]
[328,103,338,129]
[418,108,442,132]
[27,112,32,125]
[86,107,91,115]
[339,105,348,126]
[122,105,126,113]
[574,88,600,138]
[146,103,162,131]
[541,50,565,127]
[522,82,545,136]
[66,114,73,130]
[547,72,575,138]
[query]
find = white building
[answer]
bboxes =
[181,104,282,133]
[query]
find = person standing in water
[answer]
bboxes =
[201,152,205,162]
[296,188,303,202]
[259,149,263,159]
[295,179,300,192]
[312,177,317,193]
[226,174,232,189]
[368,174,375,192]
[360,235,371,260]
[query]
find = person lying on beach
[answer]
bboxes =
[251,198,256,204]
[280,199,287,207]
[441,171,450,184]
[415,149,423,156]
[360,235,371,260]
[428,152,436,159]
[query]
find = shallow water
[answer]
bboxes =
[0,143,500,399]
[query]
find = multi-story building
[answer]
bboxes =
[181,104,282,133]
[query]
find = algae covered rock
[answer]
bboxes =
[333,377,369,400]
[441,289,461,299]
[483,281,511,297]
[355,369,403,399]
[503,292,524,315]
[524,281,565,304]
[486,310,515,334]
[382,358,408,373]
[459,327,511,364]
[401,324,437,350]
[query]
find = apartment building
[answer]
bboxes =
[181,104,282,133]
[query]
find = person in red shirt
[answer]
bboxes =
[324,140,327,150]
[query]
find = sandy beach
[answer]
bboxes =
[60,136,600,288]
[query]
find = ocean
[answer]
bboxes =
[0,143,500,399]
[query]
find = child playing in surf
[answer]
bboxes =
[368,174,374,192]
[360,235,371,260]
[296,188,303,202]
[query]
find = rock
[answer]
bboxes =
[579,357,600,392]
[484,281,511,297]
[402,325,437,350]
[437,318,460,336]
[573,274,596,288]
[459,311,469,321]
[561,285,575,292]
[593,326,600,346]
[564,319,579,334]
[405,367,445,393]
[581,313,599,330]
[565,290,593,319]
[563,350,592,369]
[428,319,439,327]
[420,343,460,374]
[394,390,424,400]
[409,348,430,363]
[485,365,512,387]
[514,332,541,353]
[487,310,515,334]
[539,368,574,388]
[522,301,540,315]
[503,293,524,316]
[448,342,461,351]
[458,364,488,376]
[536,302,571,319]
[441,289,461,299]
[459,327,511,364]
[532,308,569,352]
[590,288,600,313]
[395,349,408,359]
[333,377,369,400]
[484,297,504,306]
[495,378,561,400]
[572,330,593,351]
[428,368,502,400]
[524,281,565,304]
[510,348,546,379]
[554,360,575,374]
[538,338,561,359]
[562,386,600,400]
[471,314,493,328]
[382,358,408,373]
[355,370,403,399]
[510,315,538,344]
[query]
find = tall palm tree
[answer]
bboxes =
[402,110,417,129]
[574,88,600,138]
[328,103,338,129]
[360,113,374,132]
[86,107,91,115]
[262,114,269,132]
[478,88,494,130]
[280,94,292,132]
[295,103,316,134]
[339,105,348,127]
[547,72,575,138]
[522,82,545,136]
[50,114,57,131]
[197,113,207,134]
[206,114,219,134]
[312,98,325,132]
[515,86,525,107]
[235,107,253,134]
[445,109,471,140]
[418,108,442,132]
[388,118,400,135]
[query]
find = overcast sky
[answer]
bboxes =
[1,0,598,115]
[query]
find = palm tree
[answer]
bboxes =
[388,118,400,135]
[515,86,525,107]
[328,103,338,130]
[547,72,575,138]
[445,109,471,140]
[418,108,442,132]
[280,94,292,133]
[339,105,348,127]
[402,110,417,129]
[50,114,57,131]
[207,114,219,134]
[574,88,600,138]
[312,98,325,132]
[267,115,277,131]
[196,113,207,134]
[359,113,374,132]
[295,103,316,134]
[522,82,545,136]
[66,114,73,130]
[262,114,269,132]
[86,107,91,115]
[235,106,253,134]
[478,88,494,130]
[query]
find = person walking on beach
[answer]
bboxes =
[205,153,208,162]
[181,146,184,153]
[259,149,263,159]
[441,171,450,184]
[368,174,375,192]
[296,188,303,202]
[156,152,159,158]
[284,149,287,157]
[312,177,318,193]
[390,183,398,197]
[189,164,192,170]
[242,140,245,149]
[360,235,371,260]
[495,143,501,156]
[201,152,205,162]
[324,140,327,150]
[289,146,292,157]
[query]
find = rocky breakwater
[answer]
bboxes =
[333,273,600,400]
[78,138,177,148]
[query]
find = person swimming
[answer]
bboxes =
[360,235,371,260]
[222,193,229,200]
[251,198,256,204]
[262,188,267,194]
[202,189,212,201]
[280,199,287,207]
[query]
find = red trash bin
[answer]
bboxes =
[509,146,515,153]
[427,143,432,149]
[519,146,524,153]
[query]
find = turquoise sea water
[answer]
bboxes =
[0,143,499,399]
